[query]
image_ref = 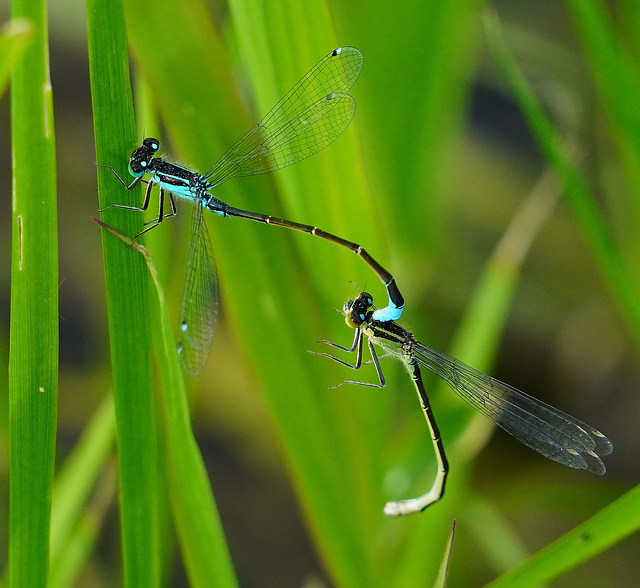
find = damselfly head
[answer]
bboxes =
[129,137,160,177]
[344,291,375,328]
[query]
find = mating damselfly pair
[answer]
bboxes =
[99,46,403,377]
[100,47,611,515]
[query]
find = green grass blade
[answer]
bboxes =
[451,166,562,371]
[565,0,640,240]
[94,218,237,587]
[48,495,114,588]
[229,3,385,583]
[48,461,117,588]
[49,395,115,578]
[153,288,238,588]
[432,520,457,588]
[9,0,58,585]
[146,241,237,588]
[332,0,482,265]
[122,0,385,585]
[0,19,33,98]
[484,10,640,341]
[484,483,640,587]
[86,0,160,585]
[465,495,531,575]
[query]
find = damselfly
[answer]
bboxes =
[311,290,613,516]
[99,47,404,376]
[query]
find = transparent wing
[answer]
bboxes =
[205,46,363,186]
[177,203,219,376]
[412,342,613,474]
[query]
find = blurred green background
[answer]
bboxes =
[1,0,639,586]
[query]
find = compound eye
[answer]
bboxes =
[143,137,160,154]
[129,160,146,176]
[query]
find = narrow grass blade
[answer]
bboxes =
[432,519,457,588]
[0,18,33,98]
[484,483,640,587]
[48,461,117,588]
[465,495,531,575]
[484,10,640,342]
[49,395,115,578]
[86,0,160,585]
[122,0,385,584]
[94,217,238,588]
[9,0,58,585]
[565,0,640,239]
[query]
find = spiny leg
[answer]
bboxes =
[314,328,361,354]
[100,173,178,237]
[98,164,176,230]
[97,163,143,191]
[310,333,386,389]
[139,188,177,234]
[98,168,151,214]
